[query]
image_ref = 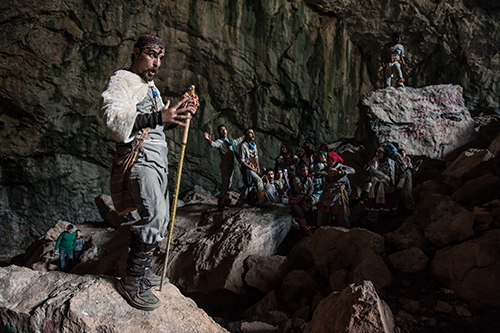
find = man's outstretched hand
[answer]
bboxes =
[161,97,198,127]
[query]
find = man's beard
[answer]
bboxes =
[139,68,156,82]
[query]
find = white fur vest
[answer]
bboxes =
[99,70,152,143]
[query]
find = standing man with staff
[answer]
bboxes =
[100,34,197,311]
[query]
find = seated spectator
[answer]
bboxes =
[317,152,355,228]
[295,148,312,169]
[302,142,315,161]
[237,128,265,206]
[262,169,287,204]
[289,164,315,231]
[275,168,290,202]
[275,145,297,180]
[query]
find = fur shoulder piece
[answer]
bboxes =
[99,70,149,143]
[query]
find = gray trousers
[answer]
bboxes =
[220,162,235,198]
[128,159,170,244]
[401,175,416,210]
[385,62,403,86]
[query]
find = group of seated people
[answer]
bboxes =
[205,125,421,231]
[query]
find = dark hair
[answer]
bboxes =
[130,34,165,63]
[217,124,226,134]
[244,128,253,137]
[392,32,401,39]
[67,224,74,230]
[76,229,81,233]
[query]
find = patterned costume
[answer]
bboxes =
[239,141,264,203]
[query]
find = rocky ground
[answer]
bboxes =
[2,86,500,332]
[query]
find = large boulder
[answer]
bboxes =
[384,216,427,251]
[0,265,227,333]
[304,280,395,333]
[288,227,393,292]
[451,172,500,208]
[416,194,474,248]
[244,255,289,294]
[442,148,496,188]
[161,205,292,295]
[357,85,475,159]
[386,247,429,274]
[431,229,500,307]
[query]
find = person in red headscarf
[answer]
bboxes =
[316,152,355,228]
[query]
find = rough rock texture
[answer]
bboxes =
[431,229,500,307]
[0,0,369,256]
[160,205,292,295]
[384,216,427,251]
[287,227,393,292]
[244,254,289,294]
[417,194,474,248]
[356,85,475,158]
[452,172,500,209]
[304,280,395,333]
[442,148,496,188]
[0,265,227,333]
[305,0,500,114]
[1,0,500,257]
[387,247,429,274]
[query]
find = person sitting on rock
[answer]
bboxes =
[289,164,315,231]
[204,124,245,210]
[364,146,403,222]
[302,141,315,161]
[54,224,76,272]
[295,147,312,170]
[275,168,290,203]
[379,32,410,88]
[262,169,287,204]
[275,145,298,180]
[317,152,355,228]
[236,128,265,206]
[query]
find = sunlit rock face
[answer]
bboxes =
[357,85,475,159]
[0,0,499,255]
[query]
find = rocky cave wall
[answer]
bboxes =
[0,0,499,256]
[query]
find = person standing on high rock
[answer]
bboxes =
[379,32,410,88]
[100,34,197,311]
[204,124,244,210]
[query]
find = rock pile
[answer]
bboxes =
[0,265,227,333]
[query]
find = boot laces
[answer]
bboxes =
[139,277,153,293]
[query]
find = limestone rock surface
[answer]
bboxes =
[0,265,227,333]
[431,229,500,307]
[2,0,500,258]
[417,194,474,248]
[304,280,395,333]
[161,205,292,295]
[287,227,393,291]
[387,247,429,274]
[357,85,475,159]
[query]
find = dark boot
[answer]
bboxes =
[118,234,160,310]
[144,267,169,286]
[217,197,225,211]
[116,275,160,311]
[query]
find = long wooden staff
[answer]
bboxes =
[160,85,198,291]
